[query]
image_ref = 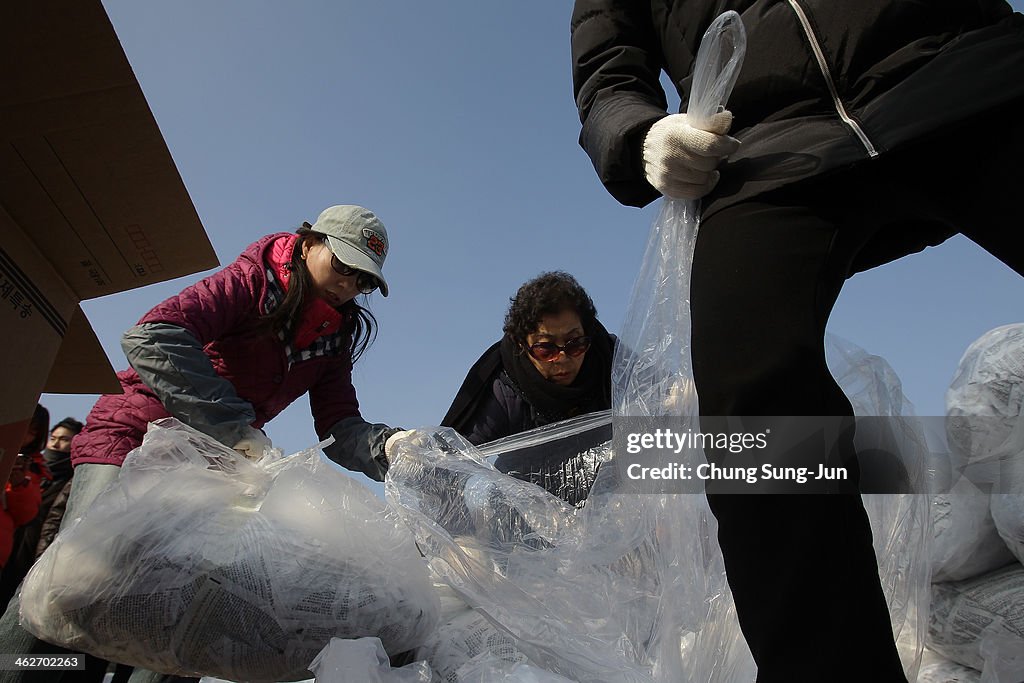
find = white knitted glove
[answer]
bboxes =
[642,110,740,200]
[232,427,273,461]
[662,378,697,415]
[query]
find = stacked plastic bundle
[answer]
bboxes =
[20,419,440,682]
[307,637,432,682]
[925,324,1024,683]
[414,579,530,682]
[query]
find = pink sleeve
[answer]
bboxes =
[138,257,264,344]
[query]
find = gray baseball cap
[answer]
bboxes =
[310,205,390,296]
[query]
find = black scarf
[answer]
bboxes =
[443,319,614,431]
[499,320,613,424]
[42,448,73,481]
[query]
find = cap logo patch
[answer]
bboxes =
[362,228,388,259]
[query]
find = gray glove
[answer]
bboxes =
[323,416,402,482]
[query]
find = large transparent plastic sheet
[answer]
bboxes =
[19,419,440,682]
[826,336,932,677]
[385,333,931,682]
[385,12,930,681]
[479,411,613,508]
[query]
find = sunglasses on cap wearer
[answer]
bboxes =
[526,336,592,362]
[330,254,380,295]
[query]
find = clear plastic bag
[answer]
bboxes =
[415,578,529,683]
[946,324,1024,473]
[454,657,577,683]
[480,411,613,508]
[944,323,1024,565]
[611,10,746,421]
[928,565,1024,679]
[918,648,982,683]
[932,479,1016,582]
[307,637,432,683]
[20,419,440,682]
[387,427,665,682]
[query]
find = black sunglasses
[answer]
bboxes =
[527,336,592,362]
[330,254,379,295]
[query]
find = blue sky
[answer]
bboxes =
[42,2,1024,483]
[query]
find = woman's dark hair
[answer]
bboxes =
[51,417,84,436]
[503,271,597,347]
[263,225,378,362]
[22,403,50,453]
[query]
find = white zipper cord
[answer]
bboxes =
[787,0,879,157]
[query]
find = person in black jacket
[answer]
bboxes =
[34,417,83,559]
[442,272,614,503]
[571,2,1024,681]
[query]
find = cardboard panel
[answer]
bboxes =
[0,208,79,478]
[0,1,219,480]
[44,305,122,395]
[0,2,217,299]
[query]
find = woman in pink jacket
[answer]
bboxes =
[0,204,403,682]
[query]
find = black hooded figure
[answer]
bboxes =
[570,2,1024,681]
[443,271,614,505]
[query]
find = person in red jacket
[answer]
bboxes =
[0,404,51,607]
[0,205,405,683]
[0,456,42,572]
[74,204,400,479]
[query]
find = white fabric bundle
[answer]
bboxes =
[21,419,439,682]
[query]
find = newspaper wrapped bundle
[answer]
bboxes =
[19,419,440,682]
[415,580,528,683]
[917,648,982,683]
[308,637,432,683]
[923,324,1024,681]
[944,323,1024,566]
[928,565,1024,679]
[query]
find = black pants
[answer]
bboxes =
[690,101,1024,682]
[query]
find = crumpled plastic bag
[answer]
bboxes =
[978,631,1024,683]
[20,418,439,682]
[415,579,528,683]
[944,324,1024,566]
[946,324,1024,472]
[931,479,1016,582]
[307,637,432,683]
[455,657,577,683]
[928,564,1024,680]
[480,412,613,508]
[388,427,657,682]
[990,491,1024,566]
[918,648,981,683]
